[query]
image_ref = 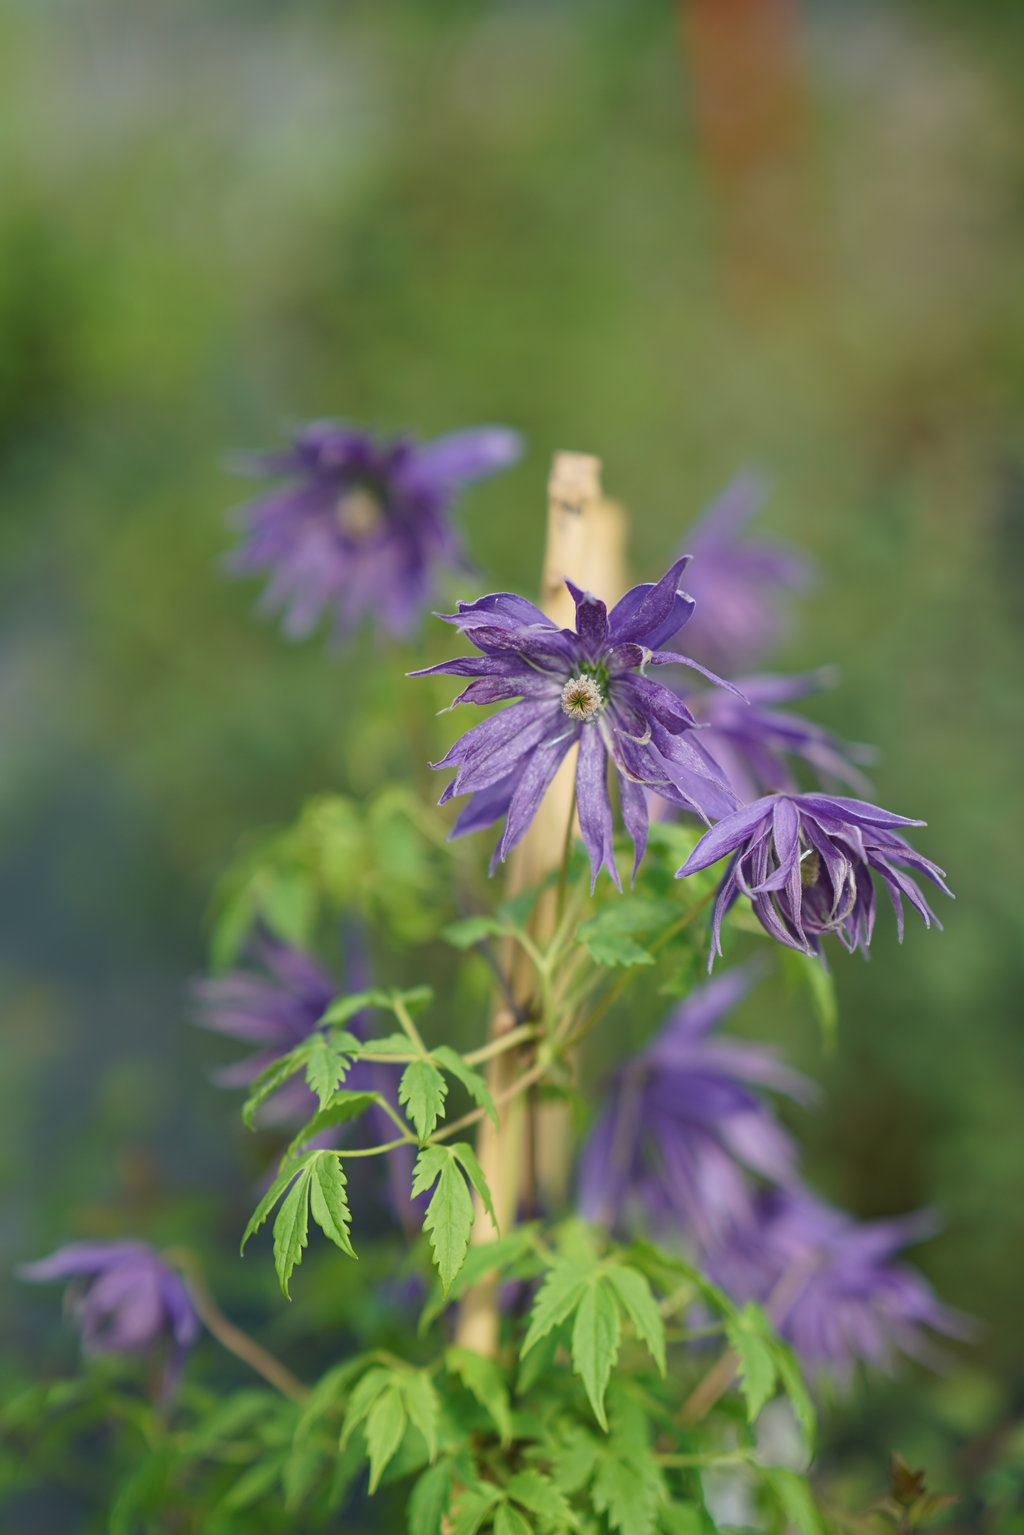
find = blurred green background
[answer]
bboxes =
[2,0,1022,1522]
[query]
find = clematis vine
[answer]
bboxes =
[578,965,814,1245]
[227,421,522,640]
[19,1242,199,1397]
[414,558,740,888]
[706,1188,971,1380]
[677,792,952,967]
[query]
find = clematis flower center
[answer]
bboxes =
[336,485,386,542]
[561,672,605,722]
[799,847,821,888]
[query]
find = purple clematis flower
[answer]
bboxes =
[578,966,814,1245]
[687,671,876,804]
[191,931,417,1231]
[414,559,740,889]
[19,1242,199,1396]
[678,474,814,671]
[227,422,523,641]
[677,793,951,968]
[705,1188,970,1380]
[190,929,336,1126]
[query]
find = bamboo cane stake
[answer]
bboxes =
[453,452,626,1356]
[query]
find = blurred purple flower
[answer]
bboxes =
[578,966,813,1246]
[19,1242,198,1396]
[688,671,876,804]
[190,929,336,1126]
[679,474,814,672]
[190,931,417,1232]
[706,1188,971,1380]
[414,560,740,889]
[678,793,951,968]
[227,422,523,641]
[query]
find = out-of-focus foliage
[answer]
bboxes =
[2,0,1022,1527]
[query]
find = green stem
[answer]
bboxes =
[393,996,428,1055]
[564,888,716,1049]
[337,1136,415,1159]
[464,1023,538,1066]
[166,1251,309,1405]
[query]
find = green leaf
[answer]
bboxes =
[365,1383,407,1493]
[408,1460,454,1535]
[445,1347,513,1443]
[308,1152,356,1258]
[759,1467,823,1535]
[362,1032,417,1056]
[591,1446,660,1535]
[579,932,654,968]
[282,1445,322,1511]
[220,1453,287,1511]
[413,1147,475,1294]
[400,1059,448,1141]
[320,989,398,1025]
[420,1227,540,1330]
[433,1045,498,1128]
[658,1507,715,1535]
[550,1425,601,1496]
[521,1260,592,1357]
[571,1279,621,1430]
[242,1054,305,1130]
[726,1303,778,1423]
[283,1091,381,1161]
[240,1159,309,1254]
[400,1371,440,1462]
[772,1338,817,1449]
[604,1266,666,1376]
[494,1505,532,1535]
[449,1487,502,1535]
[779,946,837,1051]
[304,1034,353,1110]
[506,1469,574,1525]
[451,1141,499,1231]
[273,1163,312,1297]
[340,1367,392,1448]
[441,915,510,949]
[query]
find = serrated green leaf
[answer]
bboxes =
[494,1505,533,1535]
[579,933,655,968]
[307,1152,356,1258]
[400,1371,440,1461]
[604,1265,666,1376]
[450,1487,502,1535]
[441,915,510,949]
[220,1453,287,1511]
[770,1338,816,1449]
[283,1091,382,1161]
[273,1164,312,1297]
[304,1034,353,1110]
[408,1459,454,1535]
[433,1045,498,1128]
[414,1147,475,1294]
[759,1466,823,1535]
[400,1059,448,1141]
[572,1279,621,1430]
[282,1444,322,1511]
[294,1357,367,1443]
[658,1506,714,1534]
[451,1141,498,1231]
[340,1367,392,1448]
[591,1443,661,1535]
[726,1304,778,1423]
[242,1054,304,1130]
[362,1032,417,1056]
[420,1227,540,1330]
[521,1260,592,1357]
[365,1383,407,1493]
[506,1468,574,1525]
[445,1347,513,1443]
[550,1425,601,1496]
[320,989,396,1026]
[240,1160,308,1255]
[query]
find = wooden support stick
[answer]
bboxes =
[453,452,626,1356]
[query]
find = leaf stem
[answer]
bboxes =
[393,995,428,1056]
[165,1250,309,1405]
[463,1023,539,1066]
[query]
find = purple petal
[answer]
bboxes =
[576,727,619,892]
